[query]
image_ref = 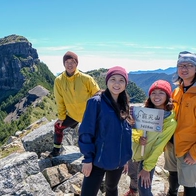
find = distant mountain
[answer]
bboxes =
[128,67,177,95]
[0,34,56,145]
[130,67,177,75]
[0,34,55,103]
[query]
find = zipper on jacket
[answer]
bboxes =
[98,142,104,162]
[118,122,123,166]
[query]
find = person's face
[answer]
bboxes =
[150,89,167,109]
[64,59,77,75]
[107,74,126,101]
[177,63,196,84]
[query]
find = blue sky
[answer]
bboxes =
[1,0,196,75]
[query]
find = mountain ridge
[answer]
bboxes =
[130,67,176,75]
[128,67,177,95]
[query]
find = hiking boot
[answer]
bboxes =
[48,148,60,158]
[124,188,138,196]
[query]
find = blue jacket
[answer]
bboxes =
[78,93,132,170]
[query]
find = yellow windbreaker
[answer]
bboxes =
[172,83,196,160]
[54,69,100,122]
[132,111,177,171]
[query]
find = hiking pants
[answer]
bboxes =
[184,186,196,196]
[167,171,179,196]
[128,159,139,192]
[81,165,123,196]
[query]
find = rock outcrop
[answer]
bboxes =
[0,152,55,196]
[0,34,39,91]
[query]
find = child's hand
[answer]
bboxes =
[139,136,147,145]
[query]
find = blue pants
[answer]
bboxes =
[81,165,124,196]
[138,161,155,196]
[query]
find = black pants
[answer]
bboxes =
[81,165,124,196]
[184,186,196,196]
[167,171,179,196]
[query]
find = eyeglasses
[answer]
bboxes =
[177,64,195,70]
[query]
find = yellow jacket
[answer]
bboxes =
[172,83,196,160]
[132,111,177,171]
[54,69,100,122]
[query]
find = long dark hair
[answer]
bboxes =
[102,88,134,125]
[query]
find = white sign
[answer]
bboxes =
[132,106,164,132]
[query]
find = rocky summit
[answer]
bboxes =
[0,119,184,196]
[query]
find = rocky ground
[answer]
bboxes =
[116,153,184,196]
[1,121,184,196]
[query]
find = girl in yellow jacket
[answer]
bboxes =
[132,80,177,196]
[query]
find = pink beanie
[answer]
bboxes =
[148,80,172,97]
[106,66,128,85]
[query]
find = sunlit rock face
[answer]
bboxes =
[0,34,39,90]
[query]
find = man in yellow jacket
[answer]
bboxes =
[49,51,100,157]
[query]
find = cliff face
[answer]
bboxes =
[0,34,40,90]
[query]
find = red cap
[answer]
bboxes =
[148,80,172,97]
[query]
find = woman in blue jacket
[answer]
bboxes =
[78,66,133,196]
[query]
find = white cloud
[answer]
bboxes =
[39,54,177,76]
[39,55,64,75]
